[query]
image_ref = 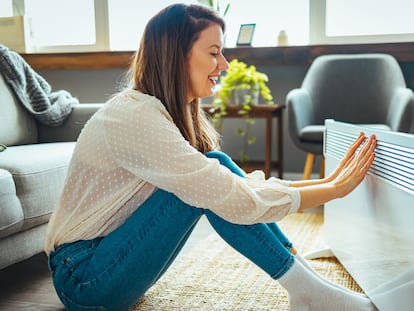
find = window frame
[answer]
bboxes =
[309,0,414,45]
[21,0,109,53]
[7,0,414,53]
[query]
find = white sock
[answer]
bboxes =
[278,259,377,311]
[295,252,368,298]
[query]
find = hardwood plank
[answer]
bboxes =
[0,253,63,311]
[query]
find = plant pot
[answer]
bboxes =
[231,88,259,106]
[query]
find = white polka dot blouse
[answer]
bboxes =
[44,90,300,254]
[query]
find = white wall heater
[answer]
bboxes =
[323,120,414,311]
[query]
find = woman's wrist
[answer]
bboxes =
[297,182,338,212]
[289,178,326,188]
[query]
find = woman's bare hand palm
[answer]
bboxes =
[330,134,377,198]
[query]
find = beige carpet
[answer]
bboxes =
[131,213,363,310]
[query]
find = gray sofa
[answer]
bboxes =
[0,73,101,270]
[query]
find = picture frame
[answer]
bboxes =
[236,24,256,46]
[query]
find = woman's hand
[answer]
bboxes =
[289,132,374,188]
[324,132,368,183]
[296,133,377,212]
[329,133,377,198]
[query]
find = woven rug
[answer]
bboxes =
[131,213,363,310]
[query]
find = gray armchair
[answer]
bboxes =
[286,53,414,179]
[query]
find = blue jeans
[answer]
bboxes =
[48,151,294,311]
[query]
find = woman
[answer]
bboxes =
[45,3,378,311]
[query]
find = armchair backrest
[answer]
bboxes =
[302,53,407,128]
[0,74,38,146]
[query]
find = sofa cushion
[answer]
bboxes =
[0,142,75,237]
[0,169,24,238]
[0,74,38,146]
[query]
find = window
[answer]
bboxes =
[24,0,108,52]
[223,0,308,47]
[108,0,194,51]
[108,0,308,50]
[310,0,414,44]
[1,0,414,53]
[0,1,13,17]
[0,0,108,52]
[26,0,97,48]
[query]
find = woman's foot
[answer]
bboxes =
[294,252,368,298]
[278,259,377,311]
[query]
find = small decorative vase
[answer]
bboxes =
[231,87,259,106]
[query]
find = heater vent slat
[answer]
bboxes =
[325,129,414,194]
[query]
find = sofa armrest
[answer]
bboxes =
[37,103,102,143]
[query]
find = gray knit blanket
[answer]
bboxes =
[0,44,79,126]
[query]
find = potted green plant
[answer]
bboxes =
[211,59,274,163]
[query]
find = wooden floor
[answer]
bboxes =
[0,252,64,311]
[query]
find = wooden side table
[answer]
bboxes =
[202,104,285,178]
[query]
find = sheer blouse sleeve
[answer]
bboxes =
[104,93,300,224]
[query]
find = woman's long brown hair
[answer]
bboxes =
[130,3,225,153]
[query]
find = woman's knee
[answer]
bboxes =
[205,151,245,177]
[205,150,230,162]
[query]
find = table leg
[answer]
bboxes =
[277,113,283,178]
[265,115,272,178]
